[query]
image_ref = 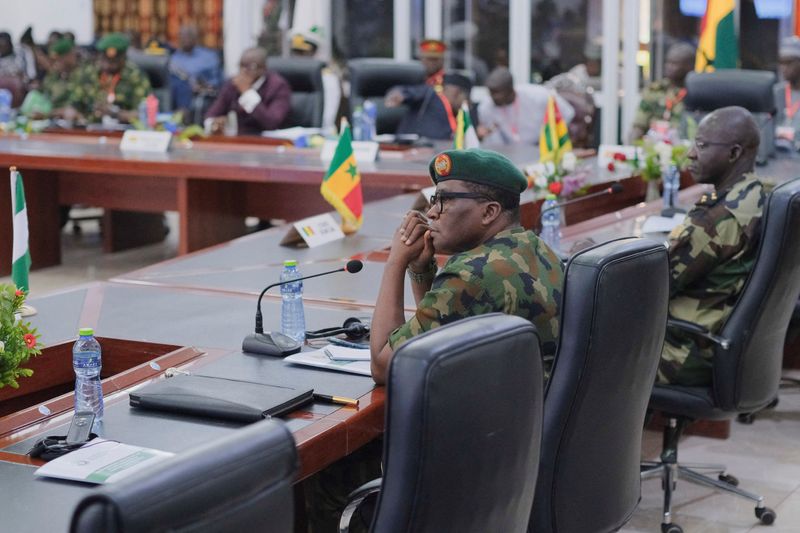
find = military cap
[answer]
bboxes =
[49,38,74,57]
[96,32,130,58]
[429,149,528,194]
[290,27,321,53]
[779,36,800,61]
[419,39,446,58]
[443,72,472,93]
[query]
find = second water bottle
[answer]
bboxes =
[280,260,306,343]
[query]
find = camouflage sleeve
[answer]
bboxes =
[387,267,492,350]
[66,66,93,115]
[668,208,746,297]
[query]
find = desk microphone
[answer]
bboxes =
[539,182,624,215]
[242,260,364,357]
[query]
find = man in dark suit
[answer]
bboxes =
[205,47,291,135]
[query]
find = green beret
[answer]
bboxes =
[96,33,130,57]
[49,38,74,57]
[428,149,528,194]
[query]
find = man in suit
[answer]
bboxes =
[658,106,765,386]
[205,47,291,135]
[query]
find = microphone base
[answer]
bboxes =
[660,206,687,218]
[242,332,302,357]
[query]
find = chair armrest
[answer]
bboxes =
[338,478,382,533]
[667,318,730,350]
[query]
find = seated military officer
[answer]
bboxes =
[658,106,765,386]
[369,149,565,385]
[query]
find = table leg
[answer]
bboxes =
[178,178,247,254]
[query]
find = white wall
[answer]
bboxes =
[1,0,94,44]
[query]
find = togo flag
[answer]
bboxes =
[696,0,738,72]
[320,122,363,232]
[10,167,31,293]
[539,95,572,164]
[454,102,479,149]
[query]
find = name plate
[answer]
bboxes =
[280,213,346,248]
[321,140,379,164]
[120,130,172,153]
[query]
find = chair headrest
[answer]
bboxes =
[684,69,777,114]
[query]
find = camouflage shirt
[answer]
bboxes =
[658,174,765,385]
[633,79,687,133]
[67,62,151,118]
[42,71,73,109]
[388,227,565,356]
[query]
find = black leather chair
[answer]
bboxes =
[69,418,297,533]
[128,52,172,111]
[339,313,544,533]
[642,177,800,533]
[347,58,425,135]
[530,238,669,533]
[268,57,325,128]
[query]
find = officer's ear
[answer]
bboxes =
[481,200,503,225]
[728,143,743,163]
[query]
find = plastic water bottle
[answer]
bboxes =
[362,100,377,141]
[138,100,147,127]
[73,328,104,429]
[540,194,561,250]
[352,106,365,141]
[663,165,680,209]
[280,260,306,343]
[0,89,12,124]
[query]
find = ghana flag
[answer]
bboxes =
[539,95,572,164]
[696,0,738,72]
[321,122,363,232]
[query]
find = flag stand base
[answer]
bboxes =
[18,304,37,317]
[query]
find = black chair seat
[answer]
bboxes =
[649,384,729,421]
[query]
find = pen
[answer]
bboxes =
[314,393,359,407]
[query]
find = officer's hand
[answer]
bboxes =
[389,211,432,267]
[209,116,227,134]
[384,90,404,108]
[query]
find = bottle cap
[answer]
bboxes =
[545,193,557,201]
[284,259,298,267]
[79,327,94,336]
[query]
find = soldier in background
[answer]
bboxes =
[41,39,79,117]
[658,106,765,386]
[775,36,800,147]
[369,149,565,385]
[418,38,446,90]
[630,42,696,141]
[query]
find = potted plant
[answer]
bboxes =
[0,285,42,389]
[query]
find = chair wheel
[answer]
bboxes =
[661,523,683,533]
[737,412,755,424]
[755,506,776,525]
[718,473,739,486]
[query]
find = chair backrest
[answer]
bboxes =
[713,177,800,412]
[127,52,171,111]
[69,418,297,533]
[347,58,425,134]
[268,57,324,128]
[372,313,544,533]
[531,238,669,533]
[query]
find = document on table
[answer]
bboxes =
[324,345,370,361]
[641,213,685,234]
[285,349,372,376]
[35,439,173,484]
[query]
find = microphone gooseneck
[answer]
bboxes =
[253,260,364,334]
[540,182,624,216]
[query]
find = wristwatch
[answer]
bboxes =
[407,258,438,283]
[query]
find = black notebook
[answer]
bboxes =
[129,374,314,423]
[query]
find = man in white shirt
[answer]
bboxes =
[477,67,574,146]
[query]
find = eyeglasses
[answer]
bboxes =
[693,139,737,151]
[429,191,493,213]
[239,62,263,71]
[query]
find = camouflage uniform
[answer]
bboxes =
[774,83,800,142]
[657,174,765,386]
[66,62,151,120]
[632,79,687,134]
[41,71,73,109]
[389,227,565,357]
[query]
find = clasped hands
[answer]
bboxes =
[388,210,435,273]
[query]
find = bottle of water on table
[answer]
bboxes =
[663,164,680,210]
[280,260,306,343]
[362,100,377,141]
[540,193,561,250]
[73,327,104,431]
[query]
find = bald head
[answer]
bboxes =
[239,47,268,80]
[701,106,760,151]
[665,43,696,85]
[179,25,199,52]
[486,67,515,106]
[689,106,760,187]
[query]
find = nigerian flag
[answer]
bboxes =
[320,122,363,232]
[10,167,31,292]
[539,95,572,164]
[454,102,480,149]
[696,0,738,72]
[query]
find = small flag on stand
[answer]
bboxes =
[10,167,31,293]
[539,95,572,164]
[454,102,480,149]
[695,0,738,72]
[320,120,363,234]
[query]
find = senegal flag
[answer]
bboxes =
[454,102,480,149]
[696,0,738,72]
[539,95,572,164]
[321,122,363,232]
